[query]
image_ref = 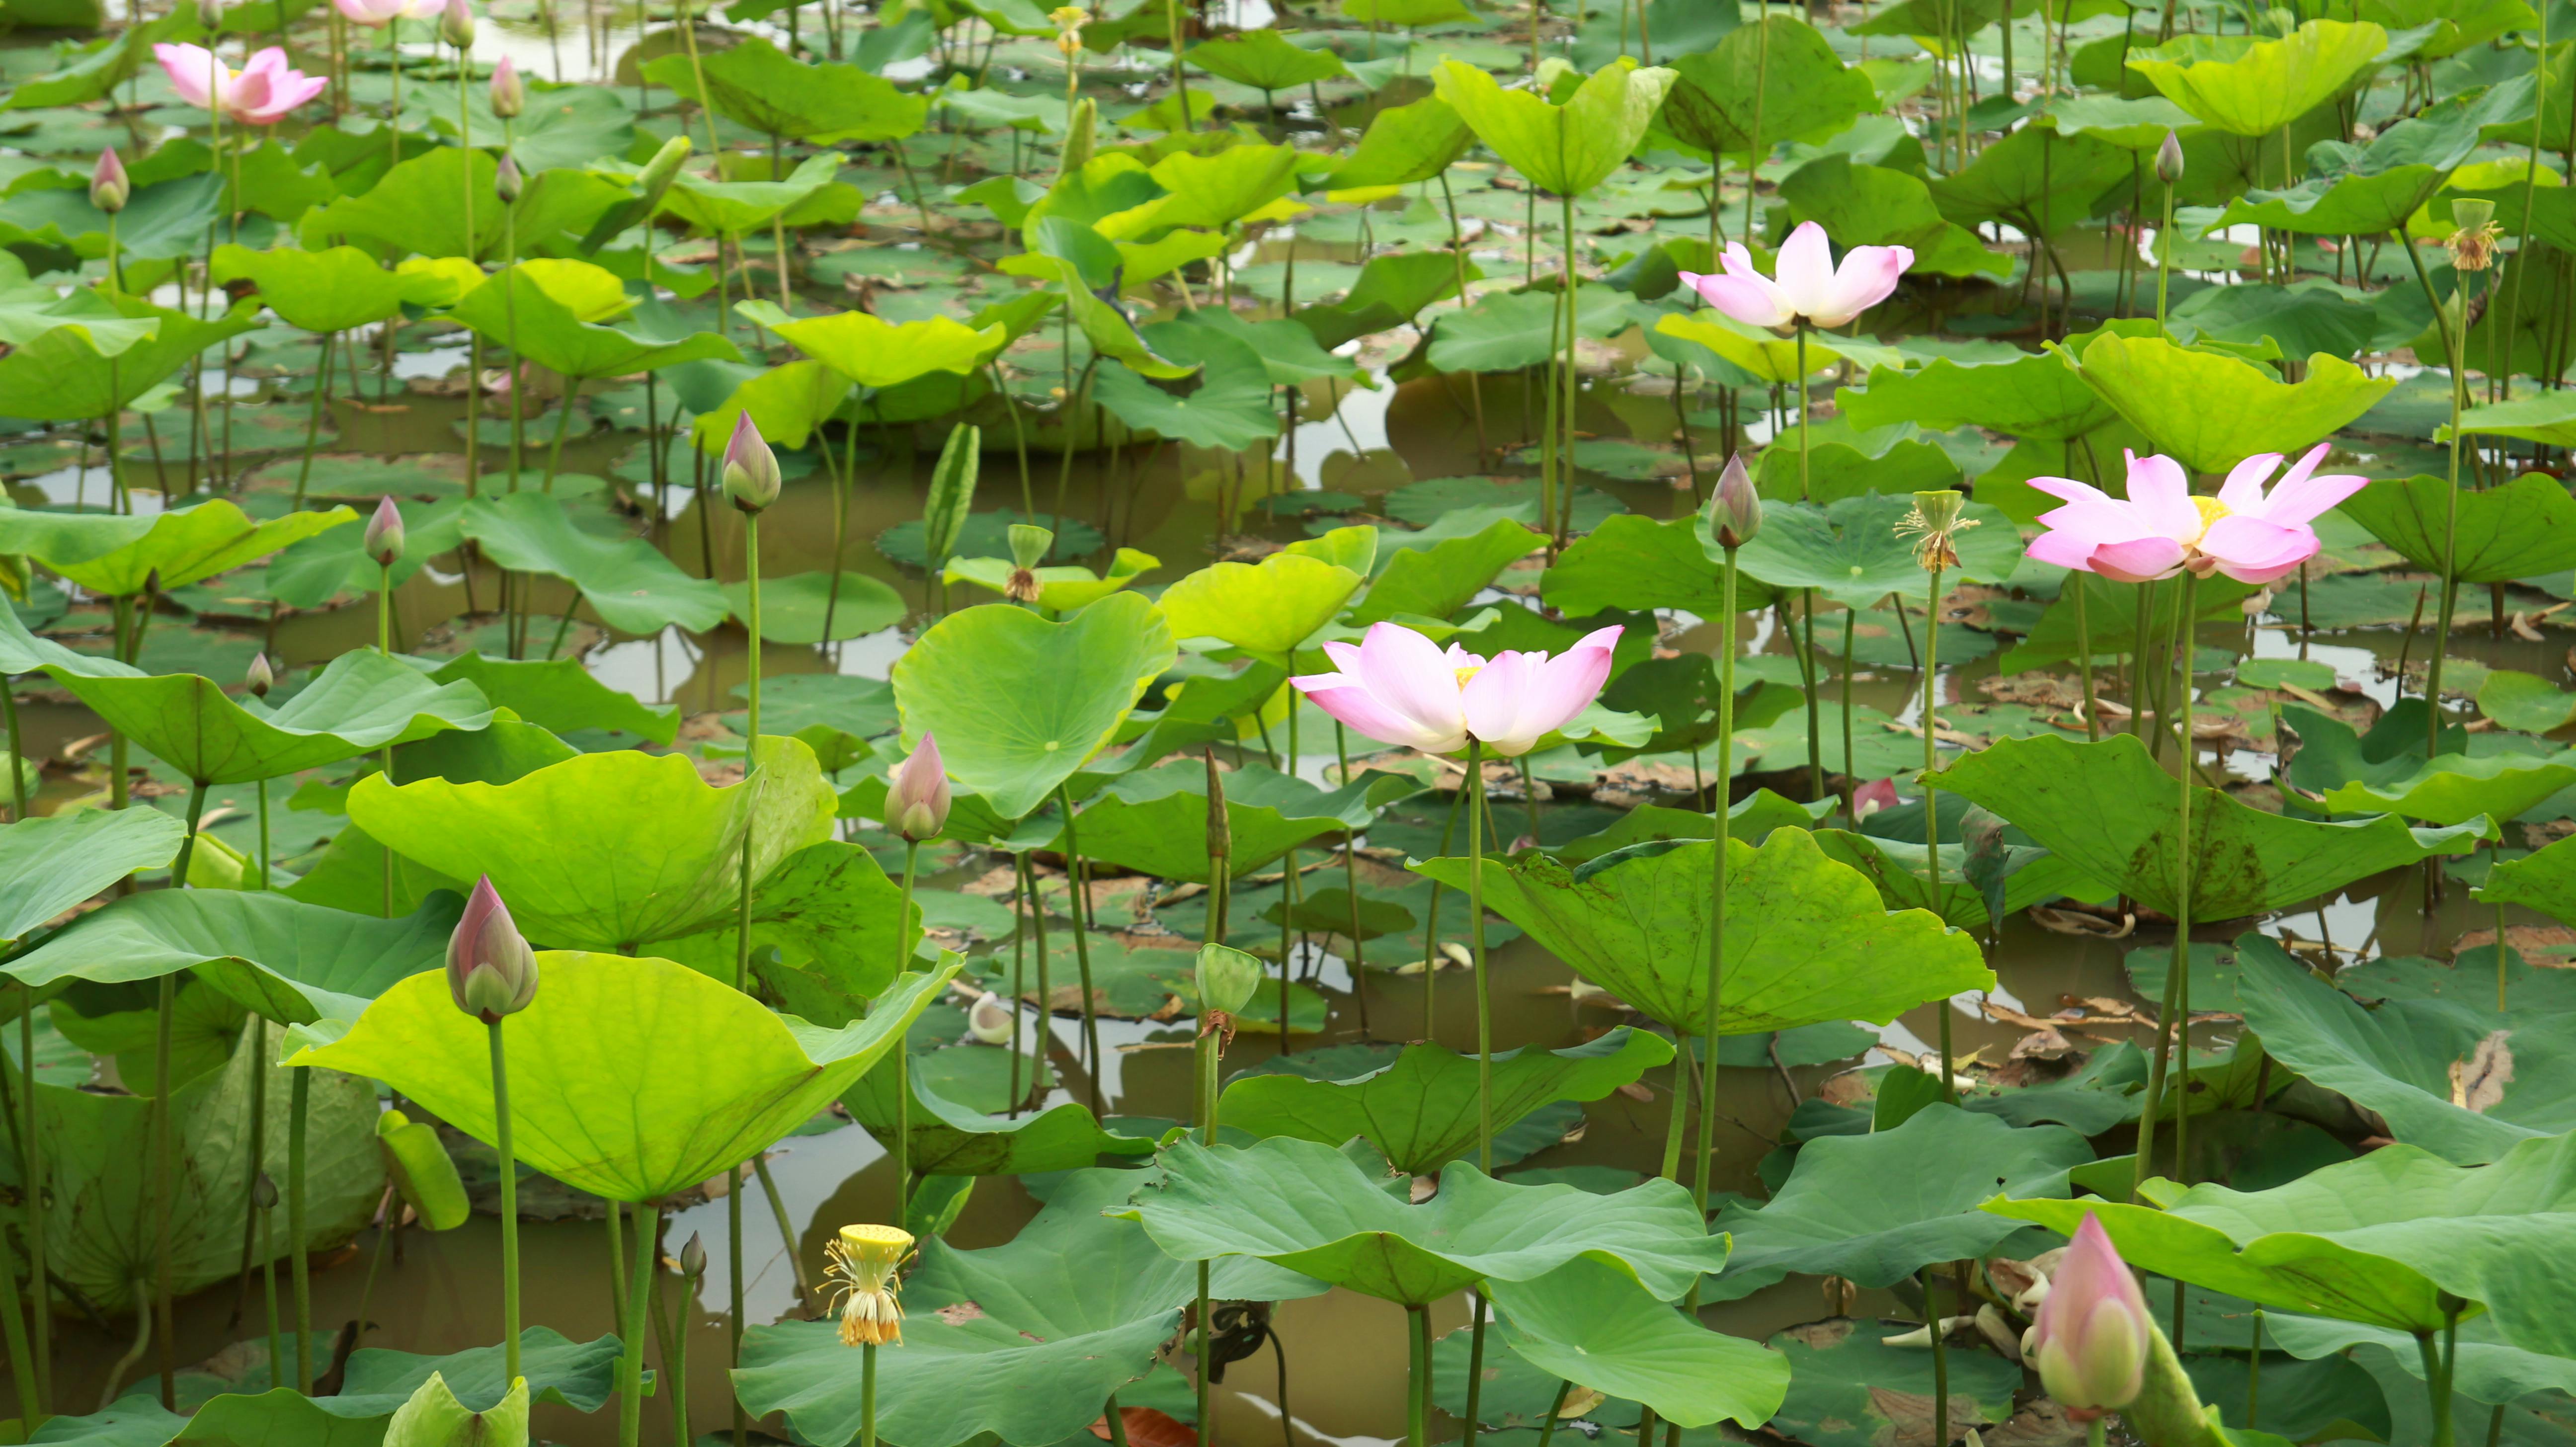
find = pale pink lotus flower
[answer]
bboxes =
[1852,777,1903,823]
[154,44,329,126]
[2026,444,2366,586]
[333,0,434,25]
[1678,221,1913,331]
[1290,621,1621,758]
[2030,1213,2152,1412]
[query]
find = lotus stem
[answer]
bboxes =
[1437,174,1488,461]
[1694,544,1740,1208]
[145,781,209,1407]
[1798,329,1823,804]
[731,506,764,1447]
[3,683,26,822]
[0,1185,37,1430]
[1536,1380,1572,1447]
[2074,575,2099,740]
[1922,563,1952,1101]
[2156,175,2176,328]
[233,1017,269,1353]
[859,1339,879,1447]
[1745,14,1769,238]
[1465,737,1494,1172]
[388,27,403,174]
[16,979,45,1417]
[540,379,579,496]
[293,333,334,510]
[1928,1266,1950,1447]
[1558,189,1578,548]
[1404,1304,1428,1447]
[618,1204,658,1447]
[2248,1307,2263,1428]
[488,1019,521,1385]
[893,839,919,1224]
[1055,783,1106,1110]
[2087,1418,2107,1447]
[752,1159,811,1308]
[98,1275,150,1413]
[289,1064,313,1392]
[457,43,473,260]
[259,1181,281,1384]
[1460,1293,1490,1441]
[1279,705,1300,1059]
[2133,568,2199,1204]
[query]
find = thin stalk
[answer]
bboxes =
[2132,569,2202,1202]
[1056,783,1106,1113]
[289,1066,312,1391]
[1796,329,1821,802]
[293,333,335,508]
[489,1020,521,1384]
[1461,1295,1490,1443]
[1438,174,1489,460]
[149,781,210,1405]
[16,976,45,1420]
[1420,785,1465,1036]
[1405,1305,1429,1447]
[1929,1268,1951,1447]
[860,1340,880,1447]
[0,1187,37,1432]
[893,839,919,1223]
[1558,191,1578,550]
[2074,574,2100,739]
[2157,176,2177,327]
[1922,566,1950,1099]
[1692,546,1740,1210]
[1465,738,1494,1171]
[2400,228,2467,760]
[617,1204,657,1447]
[728,506,764,1447]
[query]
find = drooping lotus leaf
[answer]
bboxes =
[458,491,729,636]
[46,648,494,785]
[1927,732,2493,920]
[2230,934,2576,1164]
[1433,58,1677,199]
[1771,158,2009,280]
[2067,332,2396,475]
[1659,16,1875,160]
[1063,762,1387,884]
[450,260,741,380]
[1124,143,1304,233]
[1930,125,2135,235]
[1705,1105,2092,1301]
[738,1168,1319,1447]
[2170,281,2382,360]
[291,952,959,1202]
[1413,827,1992,1038]
[0,497,353,597]
[2444,390,2576,448]
[654,841,918,1002]
[1091,321,1281,452]
[1116,1135,1734,1306]
[1841,351,2119,440]
[1184,27,1351,91]
[661,156,859,238]
[2338,473,2576,583]
[1350,516,1538,625]
[2126,19,2388,135]
[641,37,927,142]
[1653,309,1842,384]
[1809,828,2117,930]
[210,242,449,333]
[424,652,680,745]
[1542,514,1778,617]
[1317,95,1475,192]
[2211,105,2484,236]
[347,737,837,952]
[1218,1031,1673,1174]
[842,1051,1156,1176]
[0,294,261,423]
[5,891,460,1036]
[176,1327,622,1442]
[1489,1257,1791,1429]
[0,806,186,942]
[1987,1127,2576,1355]
[2476,829,2576,929]
[2216,1296,2576,1409]
[2318,752,2576,826]
[0,598,140,680]
[688,356,851,455]
[890,593,1178,822]
[1157,551,1365,665]
[764,308,1006,390]
[1736,494,2018,607]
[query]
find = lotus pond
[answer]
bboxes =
[4,0,2576,1444]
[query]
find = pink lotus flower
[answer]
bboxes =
[1679,221,1913,331]
[2030,1213,2152,1412]
[447,876,538,1023]
[1290,621,1621,758]
[1852,777,1903,823]
[154,44,329,126]
[2026,445,2367,586]
[887,733,951,843]
[333,0,433,25]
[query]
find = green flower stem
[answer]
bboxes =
[1419,785,1464,1038]
[2074,577,2099,740]
[1537,1381,1572,1447]
[17,977,46,1420]
[1692,545,1741,1207]
[292,333,335,509]
[1461,1293,1490,1442]
[1558,190,1578,547]
[289,1064,312,1392]
[488,1019,521,1386]
[1465,737,1494,1172]
[1797,325,1823,803]
[654,1255,691,1443]
[1921,566,1951,1101]
[457,43,473,261]
[751,1160,810,1308]
[1102,1394,1131,1447]
[0,1183,37,1430]
[2132,567,2200,1204]
[894,839,919,1224]
[539,377,580,496]
[259,1188,281,1389]
[2248,1308,2263,1428]
[147,781,210,1406]
[4,683,26,822]
[2156,175,2177,329]
[1929,1266,1950,1447]
[605,1194,627,1355]
[1055,783,1106,1111]
[232,1020,270,1370]
[729,507,762,1447]
[618,1203,657,1447]
[386,27,402,173]
[1408,1303,1432,1447]
[1193,852,1224,1435]
[860,1340,880,1447]
[2087,1418,2107,1447]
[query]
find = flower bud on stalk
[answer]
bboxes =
[439,0,474,48]
[91,147,129,213]
[887,734,951,842]
[636,134,691,207]
[722,411,780,512]
[678,1232,707,1280]
[245,652,275,699]
[488,54,523,118]
[2030,1214,2152,1413]
[2154,129,2185,185]
[447,875,538,1023]
[1702,452,1761,549]
[1060,97,1097,171]
[495,155,522,204]
[364,495,405,567]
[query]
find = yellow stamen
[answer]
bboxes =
[824,1223,914,1347]
[1453,664,1482,688]
[2189,495,2230,539]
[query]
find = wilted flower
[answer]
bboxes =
[1852,777,1902,822]
[1897,489,1976,571]
[1679,221,1913,332]
[1004,523,1051,603]
[495,155,521,203]
[447,875,539,1023]
[364,496,405,567]
[824,1223,914,1347]
[721,412,779,512]
[2030,1214,2151,1412]
[245,652,274,699]
[153,44,329,126]
[1291,620,1620,758]
[1702,452,1760,550]
[90,147,129,213]
[439,0,475,48]
[2447,197,2502,273]
[488,55,524,118]
[965,991,1017,1045]
[2154,129,2184,185]
[2026,445,2365,586]
[1049,3,1086,55]
[887,734,950,843]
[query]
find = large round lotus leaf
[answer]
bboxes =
[0,497,353,597]
[0,295,261,424]
[1489,1256,1791,1429]
[1987,1127,2576,1355]
[1350,516,1539,626]
[1318,95,1474,192]
[1157,551,1363,665]
[5,890,460,1034]
[738,1168,1318,1447]
[1652,310,1840,385]
[2319,753,2576,826]
[1542,514,1781,617]
[1114,1135,1732,1306]
[2126,19,2388,136]
[177,1326,623,1441]
[1706,1105,2091,1301]
[890,593,1177,822]
[1735,494,2020,607]
[210,242,448,333]
[767,309,1005,390]
[449,262,741,380]
[290,951,960,1202]
[1659,16,1874,160]
[424,652,680,745]
[348,737,837,952]
[1433,58,1676,200]
[1091,322,1282,453]
[642,36,927,143]
[842,1050,1156,1176]
[1840,351,2119,441]
[1930,732,2495,920]
[1218,1031,1674,1175]
[2478,829,2576,925]
[2338,473,2576,584]
[458,491,730,637]
[1413,826,1992,1038]
[2068,331,2395,474]
[47,648,495,786]
[1760,1316,2029,1447]
[1930,124,2134,233]
[653,840,919,1003]
[0,805,185,942]
[1183,28,1350,91]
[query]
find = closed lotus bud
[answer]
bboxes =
[252,1171,279,1210]
[679,1232,707,1279]
[637,133,691,207]
[1061,98,1097,172]
[488,55,524,118]
[440,0,474,48]
[721,411,780,512]
[1195,942,1265,1017]
[447,875,539,1023]
[2031,1214,2151,1411]
[966,991,1017,1045]
[245,652,274,699]
[90,147,129,214]
[495,155,522,204]
[887,733,951,842]
[365,495,405,567]
[1702,451,1761,550]
[2154,129,2184,185]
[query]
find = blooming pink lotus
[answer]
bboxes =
[333,0,434,24]
[154,44,329,126]
[1679,221,1913,331]
[1291,621,1620,758]
[2030,1213,2152,1413]
[2026,445,2366,586]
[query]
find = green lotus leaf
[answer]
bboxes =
[657,154,850,236]
[2041,92,2207,146]
[346,737,834,950]
[458,491,729,635]
[721,570,907,644]
[1126,143,1303,232]
[943,548,1158,614]
[1350,516,1537,625]
[843,1052,1156,1176]
[292,951,957,1201]
[1735,494,2018,608]
[1930,124,2134,234]
[1997,568,2260,672]
[1841,351,2117,441]
[1930,733,2492,919]
[1414,827,1992,1038]
[1808,828,2115,930]
[1651,309,1839,385]
[210,243,448,332]
[2126,18,2388,135]
[1062,761,1376,883]
[424,652,679,745]
[0,173,222,264]
[2476,669,2576,733]
[1774,157,2010,279]
[2338,473,2576,584]
[1542,514,1779,617]
[450,260,741,381]
[1658,16,1874,160]
[1185,28,1352,91]
[1489,1257,1791,1429]
[29,497,352,597]
[1434,57,1675,199]
[765,308,1005,390]
[0,287,159,356]
[380,1370,528,1447]
[1092,321,1281,452]
[1707,1105,2091,1300]
[1297,250,1480,347]
[1318,94,1475,191]
[5,890,459,1034]
[890,593,1177,821]
[1004,245,1196,380]
[46,649,493,786]
[2319,752,2576,825]
[1158,551,1363,664]
[2230,934,2576,1165]
[739,1167,1315,1447]
[2068,331,2396,474]
[2209,114,2477,236]
[654,840,917,1002]
[1761,1316,2030,1447]
[1985,1126,2576,1353]
[177,1328,621,1443]
[4,10,197,111]
[2218,1298,2576,1410]
[19,1399,187,1447]
[0,806,185,942]
[642,37,927,142]
[266,496,468,607]
[2444,390,2576,448]
[1424,284,1646,374]
[1218,1030,1673,1174]
[688,357,852,453]
[2170,281,2379,359]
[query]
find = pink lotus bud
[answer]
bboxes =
[488,55,523,118]
[1852,777,1903,822]
[91,147,129,214]
[495,155,521,203]
[887,734,951,842]
[245,652,274,698]
[1703,451,1760,550]
[722,411,780,512]
[447,875,538,1023]
[2154,129,2184,185]
[2031,1214,2152,1412]
[364,495,405,567]
[439,0,474,48]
